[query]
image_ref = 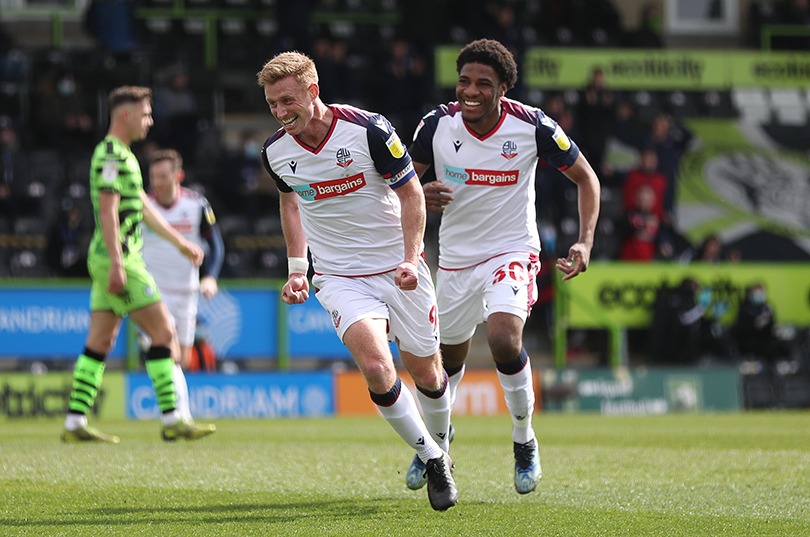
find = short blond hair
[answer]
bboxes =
[256,51,318,87]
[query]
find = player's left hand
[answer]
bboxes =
[178,240,204,266]
[395,261,419,291]
[200,276,218,299]
[555,243,590,281]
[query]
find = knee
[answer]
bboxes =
[410,360,443,391]
[148,326,174,348]
[488,331,522,362]
[358,359,395,393]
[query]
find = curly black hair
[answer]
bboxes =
[456,39,518,89]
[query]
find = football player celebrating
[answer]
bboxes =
[406,39,600,494]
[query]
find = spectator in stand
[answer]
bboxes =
[377,34,433,139]
[47,203,90,277]
[650,277,703,364]
[623,146,668,219]
[681,233,741,263]
[619,184,665,261]
[645,112,693,216]
[613,99,645,149]
[626,1,664,48]
[151,65,201,165]
[576,67,615,176]
[0,115,24,229]
[83,0,138,59]
[733,283,787,362]
[35,70,96,152]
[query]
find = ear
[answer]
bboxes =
[309,83,319,100]
[177,170,186,184]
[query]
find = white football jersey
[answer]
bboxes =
[262,105,417,277]
[142,187,215,292]
[410,98,580,269]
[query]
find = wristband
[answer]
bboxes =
[287,257,309,277]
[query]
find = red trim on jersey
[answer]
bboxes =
[313,252,428,278]
[438,250,533,271]
[149,187,185,210]
[294,113,338,154]
[462,107,507,141]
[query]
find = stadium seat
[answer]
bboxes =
[13,216,49,236]
[254,215,282,235]
[665,91,699,119]
[769,88,807,126]
[218,214,252,239]
[732,88,772,124]
[9,248,50,278]
[699,90,737,118]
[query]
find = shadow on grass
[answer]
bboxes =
[1,497,405,528]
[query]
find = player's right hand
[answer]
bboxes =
[423,181,454,212]
[281,275,310,304]
[108,264,126,294]
[178,240,204,266]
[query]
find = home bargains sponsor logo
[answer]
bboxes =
[443,165,519,186]
[291,173,366,200]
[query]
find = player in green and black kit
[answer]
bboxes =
[62,86,214,443]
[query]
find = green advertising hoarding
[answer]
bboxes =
[436,47,810,89]
[564,262,810,329]
[542,367,741,414]
[0,371,125,421]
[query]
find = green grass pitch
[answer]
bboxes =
[1,412,808,536]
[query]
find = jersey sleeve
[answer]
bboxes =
[408,106,443,166]
[199,197,225,279]
[365,114,416,189]
[534,110,580,171]
[261,132,293,193]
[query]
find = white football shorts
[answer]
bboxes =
[161,290,199,347]
[312,258,440,358]
[436,252,540,345]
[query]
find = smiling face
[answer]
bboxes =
[149,158,181,206]
[264,76,316,137]
[456,62,507,134]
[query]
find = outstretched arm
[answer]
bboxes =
[141,190,203,266]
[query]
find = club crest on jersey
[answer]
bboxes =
[101,159,119,184]
[291,173,366,201]
[331,309,341,329]
[336,148,353,168]
[501,140,518,160]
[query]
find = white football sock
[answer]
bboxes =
[64,413,87,431]
[446,364,466,407]
[416,382,452,452]
[173,364,193,422]
[375,382,443,463]
[497,359,537,445]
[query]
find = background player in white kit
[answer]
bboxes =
[142,148,223,439]
[406,39,601,494]
[257,51,457,511]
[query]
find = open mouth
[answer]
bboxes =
[280,116,298,128]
